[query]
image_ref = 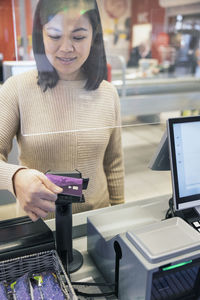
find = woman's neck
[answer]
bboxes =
[58,69,86,81]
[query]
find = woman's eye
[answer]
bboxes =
[48,35,61,40]
[73,36,86,41]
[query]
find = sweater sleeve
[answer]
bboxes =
[0,77,27,195]
[103,86,125,205]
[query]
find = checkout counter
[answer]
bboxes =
[1,186,200,299]
[1,193,200,299]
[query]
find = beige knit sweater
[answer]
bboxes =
[0,70,124,214]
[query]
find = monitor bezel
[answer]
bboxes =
[168,115,200,211]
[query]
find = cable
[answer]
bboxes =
[72,281,116,298]
[165,197,175,219]
[165,207,172,219]
[74,288,115,298]
[70,232,122,298]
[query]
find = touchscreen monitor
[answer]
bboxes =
[168,116,200,211]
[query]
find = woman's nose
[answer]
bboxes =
[60,37,74,52]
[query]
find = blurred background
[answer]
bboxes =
[1,0,200,219]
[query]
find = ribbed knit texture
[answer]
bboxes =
[0,70,124,215]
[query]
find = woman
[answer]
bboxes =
[0,0,124,221]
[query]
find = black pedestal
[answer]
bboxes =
[56,201,83,274]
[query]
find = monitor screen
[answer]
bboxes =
[3,61,36,82]
[168,116,200,211]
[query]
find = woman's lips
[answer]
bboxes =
[57,56,76,64]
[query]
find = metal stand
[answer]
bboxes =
[56,200,83,274]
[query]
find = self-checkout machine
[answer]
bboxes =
[87,116,200,299]
[87,204,200,299]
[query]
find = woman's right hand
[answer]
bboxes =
[13,169,63,221]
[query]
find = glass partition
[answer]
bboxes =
[1,0,200,220]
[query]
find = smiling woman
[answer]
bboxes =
[42,9,93,81]
[0,0,125,221]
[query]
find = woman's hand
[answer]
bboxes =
[13,169,63,221]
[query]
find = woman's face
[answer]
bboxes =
[43,9,93,80]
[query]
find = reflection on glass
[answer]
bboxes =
[1,0,200,220]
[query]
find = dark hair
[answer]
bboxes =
[32,0,107,91]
